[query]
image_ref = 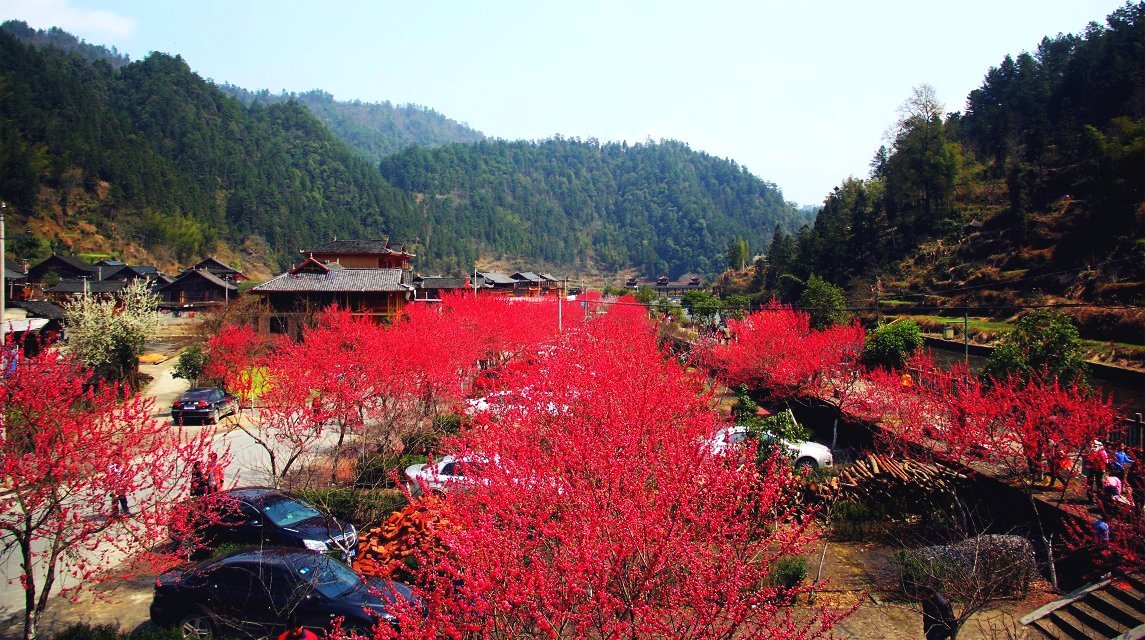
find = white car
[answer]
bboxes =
[404,455,487,498]
[711,425,833,471]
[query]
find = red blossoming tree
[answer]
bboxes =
[371,303,850,639]
[0,347,218,640]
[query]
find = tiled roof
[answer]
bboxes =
[131,265,159,275]
[192,257,242,275]
[251,268,412,293]
[10,300,67,320]
[4,260,25,280]
[304,239,414,256]
[159,268,239,291]
[46,278,125,294]
[39,255,97,273]
[416,276,469,289]
[512,272,545,283]
[478,272,517,285]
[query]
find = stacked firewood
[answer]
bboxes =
[805,454,966,507]
[353,498,453,579]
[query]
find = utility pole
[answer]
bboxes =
[964,312,969,366]
[558,277,564,333]
[473,267,478,296]
[1,201,6,352]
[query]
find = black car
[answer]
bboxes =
[172,388,239,424]
[179,488,358,560]
[150,547,419,638]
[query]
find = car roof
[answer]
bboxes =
[222,486,293,506]
[201,546,322,569]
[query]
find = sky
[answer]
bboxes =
[2,0,1131,206]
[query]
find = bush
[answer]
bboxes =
[50,624,184,640]
[172,343,209,385]
[982,311,1087,387]
[296,487,408,528]
[768,554,807,590]
[354,453,428,488]
[862,319,923,370]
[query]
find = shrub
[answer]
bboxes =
[768,554,807,590]
[861,319,923,370]
[296,487,409,528]
[50,624,184,640]
[172,343,208,385]
[354,453,428,488]
[982,311,1087,387]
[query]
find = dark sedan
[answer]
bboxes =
[150,547,419,639]
[178,488,357,560]
[171,388,238,424]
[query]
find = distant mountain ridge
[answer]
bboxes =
[218,86,486,162]
[0,21,804,280]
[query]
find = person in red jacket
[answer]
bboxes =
[277,615,318,640]
[1085,440,1109,503]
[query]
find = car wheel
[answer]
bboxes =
[209,409,219,424]
[178,613,215,640]
[794,457,818,472]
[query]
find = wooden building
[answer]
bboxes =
[4,259,26,301]
[412,275,470,301]
[191,257,248,283]
[156,268,239,308]
[305,239,413,269]
[251,245,415,336]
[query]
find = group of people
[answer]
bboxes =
[1083,439,1136,514]
[189,451,225,497]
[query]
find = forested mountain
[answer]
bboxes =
[381,139,807,278]
[219,86,486,163]
[0,26,419,274]
[0,20,130,68]
[0,23,804,278]
[742,2,1144,308]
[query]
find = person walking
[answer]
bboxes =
[108,461,131,517]
[920,586,957,640]
[1085,440,1109,503]
[206,451,223,494]
[189,461,208,497]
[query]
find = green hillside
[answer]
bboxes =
[0,25,419,272]
[381,138,808,278]
[219,86,485,163]
[737,2,1144,310]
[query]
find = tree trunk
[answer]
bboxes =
[20,534,36,640]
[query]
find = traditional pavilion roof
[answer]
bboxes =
[304,239,415,257]
[251,268,412,293]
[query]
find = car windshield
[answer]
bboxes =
[261,497,322,527]
[179,390,214,401]
[297,555,363,599]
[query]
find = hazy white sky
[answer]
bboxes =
[2,0,1129,205]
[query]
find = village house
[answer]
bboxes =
[155,268,239,309]
[4,259,26,301]
[250,240,415,336]
[412,275,471,301]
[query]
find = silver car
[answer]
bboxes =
[711,425,833,471]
